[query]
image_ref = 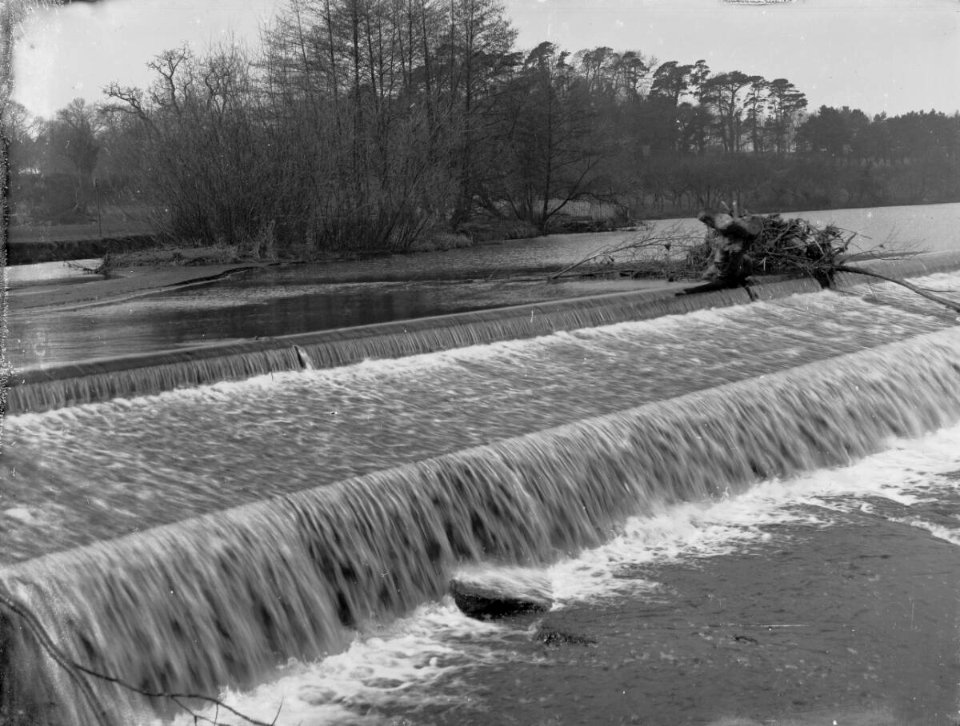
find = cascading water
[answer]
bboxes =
[3,323,960,725]
[5,268,960,724]
[4,287,957,564]
[5,287,753,413]
[12,253,956,415]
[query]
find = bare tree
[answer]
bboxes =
[48,98,103,215]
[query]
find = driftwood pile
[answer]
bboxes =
[695,204,960,313]
[550,207,858,285]
[695,207,855,287]
[550,204,960,313]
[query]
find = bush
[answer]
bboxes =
[456,218,541,243]
[10,173,88,223]
[237,220,277,260]
[409,231,474,252]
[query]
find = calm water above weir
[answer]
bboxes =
[6,276,670,369]
[7,202,959,370]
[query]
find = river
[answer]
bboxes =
[6,202,959,369]
[2,204,960,725]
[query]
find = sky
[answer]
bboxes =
[10,0,960,120]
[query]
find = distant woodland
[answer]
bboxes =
[4,0,960,253]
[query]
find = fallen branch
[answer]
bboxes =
[0,587,278,726]
[835,264,960,314]
[547,221,703,281]
[0,589,112,726]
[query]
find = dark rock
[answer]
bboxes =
[450,569,553,621]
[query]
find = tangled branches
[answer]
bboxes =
[743,215,856,280]
[546,212,861,285]
[547,221,705,281]
[697,205,960,313]
[549,204,960,315]
[694,207,862,286]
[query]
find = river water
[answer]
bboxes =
[3,264,960,724]
[170,428,960,726]
[6,202,959,369]
[2,277,956,563]
[3,204,960,725]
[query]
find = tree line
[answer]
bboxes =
[4,0,960,253]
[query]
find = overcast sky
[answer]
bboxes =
[11,0,960,120]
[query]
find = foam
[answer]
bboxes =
[8,285,948,432]
[551,422,960,602]
[164,599,510,726]
[167,422,960,726]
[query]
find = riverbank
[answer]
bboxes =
[4,215,534,267]
[9,197,946,267]
[9,197,951,266]
[6,202,960,370]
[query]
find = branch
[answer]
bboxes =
[72,663,280,726]
[547,222,700,281]
[0,587,278,726]
[835,264,960,314]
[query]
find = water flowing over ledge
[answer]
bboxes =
[6,287,750,413]
[9,249,960,415]
[3,328,960,724]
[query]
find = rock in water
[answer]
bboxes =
[450,567,553,620]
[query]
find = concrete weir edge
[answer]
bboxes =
[7,250,960,414]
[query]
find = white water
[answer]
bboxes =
[5,281,956,565]
[167,422,960,726]
[6,261,960,724]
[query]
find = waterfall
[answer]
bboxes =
[2,329,960,724]
[6,288,752,414]
[10,251,960,415]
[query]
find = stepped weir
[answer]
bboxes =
[3,259,960,724]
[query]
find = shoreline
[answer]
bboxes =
[8,199,959,267]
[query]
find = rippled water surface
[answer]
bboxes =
[3,274,959,564]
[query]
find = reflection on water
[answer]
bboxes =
[5,277,674,368]
[7,202,959,369]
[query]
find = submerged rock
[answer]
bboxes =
[450,568,553,620]
[535,625,598,647]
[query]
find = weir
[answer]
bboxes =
[6,287,751,414]
[5,255,960,724]
[9,249,960,415]
[3,328,960,725]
